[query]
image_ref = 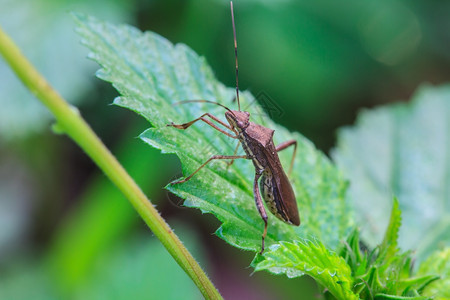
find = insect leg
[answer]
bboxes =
[226,141,241,167]
[276,140,297,176]
[253,172,268,254]
[171,154,249,184]
[168,113,237,139]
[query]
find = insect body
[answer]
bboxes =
[168,2,300,254]
[224,110,300,227]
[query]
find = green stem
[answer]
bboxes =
[0,25,222,300]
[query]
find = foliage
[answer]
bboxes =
[72,14,449,299]
[333,85,450,262]
[338,199,439,299]
[254,198,443,299]
[416,248,450,300]
[252,239,357,300]
[73,13,353,254]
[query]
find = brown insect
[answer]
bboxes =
[168,1,300,254]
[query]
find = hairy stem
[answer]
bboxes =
[0,25,222,300]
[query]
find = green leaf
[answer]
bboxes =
[339,226,435,298]
[373,294,430,300]
[338,228,371,279]
[332,85,450,261]
[379,197,401,261]
[252,239,358,300]
[397,275,439,296]
[363,266,384,297]
[73,14,353,252]
[416,248,450,300]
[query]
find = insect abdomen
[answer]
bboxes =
[260,170,291,224]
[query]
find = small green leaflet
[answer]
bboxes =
[252,239,358,300]
[73,13,353,253]
[338,198,441,299]
[417,248,450,300]
[379,197,401,260]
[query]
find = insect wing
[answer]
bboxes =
[264,144,300,226]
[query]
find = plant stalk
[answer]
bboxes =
[0,25,222,300]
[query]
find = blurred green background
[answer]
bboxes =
[0,0,449,299]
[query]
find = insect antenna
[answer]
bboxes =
[174,100,235,115]
[230,1,240,111]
